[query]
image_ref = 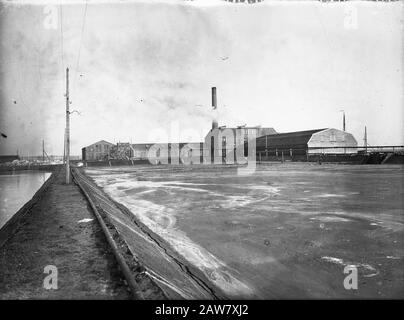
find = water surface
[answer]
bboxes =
[0,171,51,229]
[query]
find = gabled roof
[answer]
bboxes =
[84,140,114,149]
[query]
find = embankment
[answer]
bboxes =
[73,168,227,300]
[0,168,131,299]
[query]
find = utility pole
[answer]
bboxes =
[63,131,66,165]
[65,67,70,184]
[364,126,368,154]
[42,139,45,162]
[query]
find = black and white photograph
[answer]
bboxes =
[0,0,403,309]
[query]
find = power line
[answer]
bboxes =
[59,3,65,72]
[73,0,88,93]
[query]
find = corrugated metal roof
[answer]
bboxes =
[257,129,327,151]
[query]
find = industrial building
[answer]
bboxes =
[82,140,204,164]
[81,140,114,161]
[204,126,277,164]
[81,87,359,164]
[144,142,204,164]
[256,128,358,161]
[203,86,278,163]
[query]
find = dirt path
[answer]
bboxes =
[0,169,131,299]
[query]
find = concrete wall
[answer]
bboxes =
[308,128,358,154]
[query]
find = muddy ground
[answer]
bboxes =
[85,163,404,299]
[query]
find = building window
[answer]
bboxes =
[330,133,336,142]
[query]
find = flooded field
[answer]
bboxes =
[0,171,51,229]
[85,164,404,298]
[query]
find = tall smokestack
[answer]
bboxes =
[211,87,218,130]
[343,112,346,132]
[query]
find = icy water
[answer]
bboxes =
[85,164,404,298]
[0,171,51,229]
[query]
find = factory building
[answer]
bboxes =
[204,127,277,164]
[147,142,204,164]
[256,128,358,160]
[81,87,358,164]
[82,140,204,163]
[81,140,114,161]
[204,87,277,163]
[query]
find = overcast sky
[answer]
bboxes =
[0,0,403,156]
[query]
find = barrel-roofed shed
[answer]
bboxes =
[257,128,357,155]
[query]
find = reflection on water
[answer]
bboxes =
[0,171,51,229]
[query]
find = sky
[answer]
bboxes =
[0,0,403,156]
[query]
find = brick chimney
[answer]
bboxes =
[212,87,218,130]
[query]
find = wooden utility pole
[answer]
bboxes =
[63,131,66,165]
[364,126,368,154]
[42,139,45,162]
[65,68,70,184]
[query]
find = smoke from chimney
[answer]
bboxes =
[212,87,218,130]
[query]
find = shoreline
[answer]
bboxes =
[0,168,132,299]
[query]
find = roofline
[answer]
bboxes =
[83,140,114,148]
[267,128,328,136]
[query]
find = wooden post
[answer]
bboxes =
[65,68,70,184]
